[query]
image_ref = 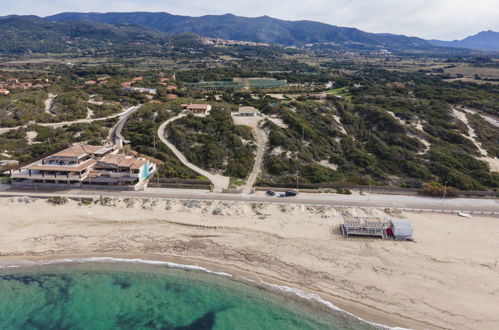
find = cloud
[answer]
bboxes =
[1,0,498,40]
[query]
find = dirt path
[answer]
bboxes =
[461,107,499,128]
[453,108,499,172]
[44,93,56,115]
[158,114,230,192]
[242,120,268,193]
[86,108,94,120]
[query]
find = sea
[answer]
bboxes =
[0,258,389,329]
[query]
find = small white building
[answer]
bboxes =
[238,106,260,116]
[182,104,212,114]
[125,87,157,95]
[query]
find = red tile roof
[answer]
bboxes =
[100,154,147,170]
[51,145,104,158]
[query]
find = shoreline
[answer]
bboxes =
[0,254,413,330]
[0,196,498,329]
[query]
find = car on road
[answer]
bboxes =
[266,190,277,196]
[279,190,298,197]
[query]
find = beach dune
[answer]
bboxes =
[0,196,498,329]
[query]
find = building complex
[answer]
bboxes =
[9,145,157,190]
[189,78,287,91]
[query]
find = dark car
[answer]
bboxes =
[266,190,277,196]
[284,190,298,197]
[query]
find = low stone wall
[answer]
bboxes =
[256,183,499,198]
[147,178,212,190]
[11,181,139,191]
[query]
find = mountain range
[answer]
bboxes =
[45,12,434,51]
[45,12,498,51]
[0,12,496,55]
[429,30,499,51]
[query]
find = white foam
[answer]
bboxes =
[0,257,409,329]
[0,257,232,278]
[253,279,410,330]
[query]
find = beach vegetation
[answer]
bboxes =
[48,196,68,205]
[165,107,256,179]
[419,182,460,197]
[335,188,352,195]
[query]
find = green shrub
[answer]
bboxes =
[48,196,68,205]
[419,182,460,197]
[335,188,352,195]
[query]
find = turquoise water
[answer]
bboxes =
[0,262,379,330]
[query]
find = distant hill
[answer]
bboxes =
[45,12,436,51]
[0,16,172,54]
[429,30,499,51]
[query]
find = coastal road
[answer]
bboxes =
[0,185,497,215]
[157,114,230,192]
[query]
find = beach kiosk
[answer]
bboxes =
[389,218,413,241]
[341,217,413,241]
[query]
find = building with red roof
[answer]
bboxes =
[182,103,212,114]
[10,145,156,190]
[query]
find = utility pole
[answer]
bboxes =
[153,135,159,188]
[442,181,448,201]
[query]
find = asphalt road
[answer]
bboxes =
[109,104,143,144]
[1,185,497,215]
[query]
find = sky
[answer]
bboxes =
[1,0,498,40]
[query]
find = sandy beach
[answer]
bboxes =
[0,196,498,329]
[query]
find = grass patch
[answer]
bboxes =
[325,86,349,93]
[230,177,245,188]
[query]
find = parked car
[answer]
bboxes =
[266,190,277,196]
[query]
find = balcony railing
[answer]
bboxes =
[11,171,84,181]
[94,170,139,178]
